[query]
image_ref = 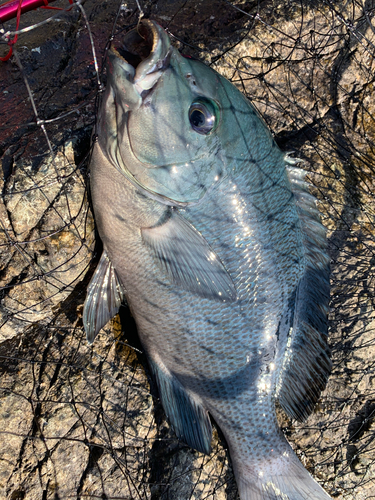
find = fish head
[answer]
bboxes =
[98,20,275,204]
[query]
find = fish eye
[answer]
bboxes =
[189,98,219,135]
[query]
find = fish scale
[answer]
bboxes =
[83,19,332,499]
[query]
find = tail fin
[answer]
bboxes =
[235,454,331,500]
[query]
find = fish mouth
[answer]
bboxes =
[116,21,157,70]
[114,20,172,94]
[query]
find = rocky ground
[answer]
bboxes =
[1,0,375,499]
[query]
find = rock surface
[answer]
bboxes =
[1,0,375,499]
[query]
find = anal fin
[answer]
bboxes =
[148,355,212,454]
[83,250,125,344]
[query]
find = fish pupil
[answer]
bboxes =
[191,109,205,128]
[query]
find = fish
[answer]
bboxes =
[83,19,332,500]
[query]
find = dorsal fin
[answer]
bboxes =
[276,160,331,421]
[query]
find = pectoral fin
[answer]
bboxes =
[142,211,236,301]
[149,355,212,454]
[83,250,125,344]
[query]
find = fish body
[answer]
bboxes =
[84,20,332,499]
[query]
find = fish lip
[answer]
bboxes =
[113,19,172,90]
[113,21,155,71]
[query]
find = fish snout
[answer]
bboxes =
[111,20,172,97]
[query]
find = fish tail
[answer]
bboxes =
[235,454,331,500]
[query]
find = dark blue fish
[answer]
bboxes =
[84,20,331,499]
